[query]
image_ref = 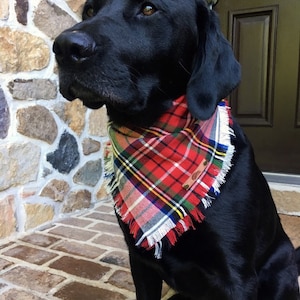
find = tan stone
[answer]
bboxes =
[88,107,108,136]
[33,0,76,39]
[0,0,9,20]
[64,99,87,135]
[0,27,50,73]
[272,190,300,214]
[66,0,85,14]
[280,215,300,248]
[0,196,16,238]
[0,142,41,191]
[62,190,91,213]
[40,179,70,202]
[96,180,111,200]
[54,99,87,135]
[24,203,55,230]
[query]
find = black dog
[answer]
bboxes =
[53,0,300,299]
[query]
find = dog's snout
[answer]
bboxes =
[53,31,96,64]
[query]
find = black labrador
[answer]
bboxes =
[53,0,300,299]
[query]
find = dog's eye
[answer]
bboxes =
[141,3,157,16]
[86,7,95,18]
[83,5,95,19]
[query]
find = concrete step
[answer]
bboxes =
[263,173,300,216]
[269,182,300,216]
[280,214,300,248]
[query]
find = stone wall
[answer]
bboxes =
[0,0,110,239]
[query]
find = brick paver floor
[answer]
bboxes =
[0,199,299,300]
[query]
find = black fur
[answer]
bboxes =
[53,0,300,298]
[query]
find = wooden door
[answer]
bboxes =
[215,0,300,174]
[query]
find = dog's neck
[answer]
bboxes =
[106,98,173,128]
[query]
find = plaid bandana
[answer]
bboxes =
[105,96,235,258]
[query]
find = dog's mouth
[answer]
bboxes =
[60,80,121,110]
[67,83,105,109]
[61,81,144,113]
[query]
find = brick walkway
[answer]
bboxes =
[0,200,299,300]
[0,200,174,300]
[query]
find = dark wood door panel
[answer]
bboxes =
[229,6,277,126]
[297,48,300,127]
[216,0,300,174]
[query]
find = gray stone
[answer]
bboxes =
[0,87,9,139]
[47,131,80,174]
[0,142,41,191]
[73,159,102,187]
[34,0,76,39]
[42,168,52,178]
[8,79,57,100]
[15,0,29,25]
[62,190,91,213]
[17,105,58,144]
[100,251,130,268]
[82,138,101,155]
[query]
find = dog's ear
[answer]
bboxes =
[186,3,241,120]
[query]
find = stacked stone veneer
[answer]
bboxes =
[0,0,111,239]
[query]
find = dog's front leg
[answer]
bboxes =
[129,252,163,300]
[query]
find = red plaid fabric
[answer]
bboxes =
[105,96,235,258]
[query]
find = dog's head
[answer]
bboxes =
[53,0,240,125]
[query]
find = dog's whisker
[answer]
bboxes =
[178,60,191,75]
[127,65,142,77]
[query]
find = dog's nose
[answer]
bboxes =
[53,31,97,64]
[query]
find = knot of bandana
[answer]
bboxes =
[104,96,235,258]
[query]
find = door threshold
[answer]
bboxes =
[263,172,300,190]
